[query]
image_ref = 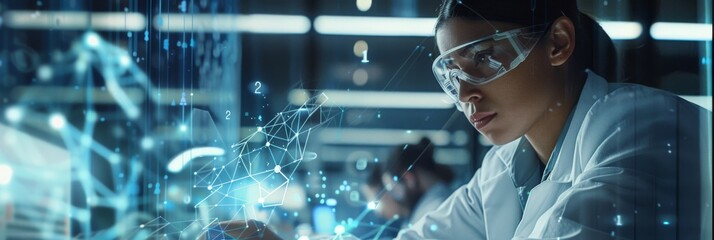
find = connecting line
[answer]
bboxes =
[193,185,223,208]
[65,124,117,165]
[210,169,273,188]
[373,217,401,240]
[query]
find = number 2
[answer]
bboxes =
[254,81,262,94]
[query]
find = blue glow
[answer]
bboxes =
[313,206,336,234]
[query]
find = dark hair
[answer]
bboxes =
[384,137,454,183]
[366,164,384,189]
[435,0,617,83]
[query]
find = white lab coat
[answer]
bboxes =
[397,70,711,239]
[408,182,451,226]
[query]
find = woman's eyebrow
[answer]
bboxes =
[468,40,494,52]
[455,39,494,56]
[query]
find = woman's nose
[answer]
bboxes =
[458,78,483,104]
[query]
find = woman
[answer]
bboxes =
[397,0,710,239]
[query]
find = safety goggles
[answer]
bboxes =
[432,25,547,111]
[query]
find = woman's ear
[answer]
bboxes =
[547,16,576,67]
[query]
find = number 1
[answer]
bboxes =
[361,50,369,63]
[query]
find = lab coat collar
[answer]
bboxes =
[409,181,450,224]
[547,70,609,182]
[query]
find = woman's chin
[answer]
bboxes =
[481,132,519,146]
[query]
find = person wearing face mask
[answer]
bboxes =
[358,165,407,238]
[396,0,711,239]
[362,164,410,223]
[381,137,454,229]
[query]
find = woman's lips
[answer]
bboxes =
[469,112,497,130]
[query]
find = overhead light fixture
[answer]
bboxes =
[294,89,453,109]
[3,11,146,31]
[167,147,225,173]
[598,21,642,40]
[153,14,310,34]
[0,164,13,185]
[318,128,451,146]
[651,22,712,41]
[314,16,435,36]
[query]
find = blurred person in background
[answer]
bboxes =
[380,137,454,228]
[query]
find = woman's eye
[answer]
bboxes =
[472,51,493,66]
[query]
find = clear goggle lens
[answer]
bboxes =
[432,25,546,111]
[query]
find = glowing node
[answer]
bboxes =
[0,164,13,185]
[258,197,265,204]
[119,54,131,67]
[180,124,187,132]
[116,198,128,210]
[207,185,213,190]
[367,201,377,210]
[5,106,23,123]
[141,137,155,150]
[353,40,369,57]
[109,154,121,164]
[334,225,345,235]
[49,113,66,130]
[85,32,101,48]
[37,65,53,81]
[352,69,368,86]
[265,141,271,147]
[430,224,438,231]
[139,224,145,228]
[257,127,263,132]
[614,214,623,226]
[274,165,281,173]
[80,134,92,147]
[86,111,98,122]
[356,0,372,12]
[355,158,368,170]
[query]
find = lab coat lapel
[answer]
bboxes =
[513,180,572,238]
[481,168,522,239]
[513,71,609,237]
[548,70,609,182]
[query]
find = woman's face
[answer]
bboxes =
[436,19,564,145]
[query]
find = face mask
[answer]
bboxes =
[382,174,407,202]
